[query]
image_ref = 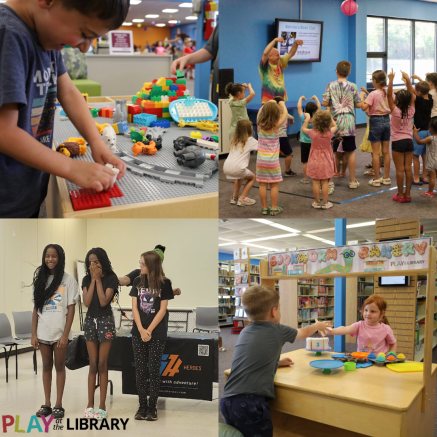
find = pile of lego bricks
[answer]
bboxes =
[129,76,189,122]
[70,184,123,211]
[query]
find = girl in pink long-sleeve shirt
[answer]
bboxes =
[327,295,396,355]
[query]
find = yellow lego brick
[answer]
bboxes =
[136,91,142,97]
[162,113,172,118]
[143,82,152,88]
[162,101,170,108]
[156,102,164,108]
[144,90,150,96]
[111,123,120,134]
[128,114,133,123]
[162,86,169,91]
[156,77,166,87]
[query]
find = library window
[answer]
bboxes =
[367,16,436,88]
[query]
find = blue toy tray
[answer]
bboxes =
[331,354,374,369]
[309,359,344,374]
[169,98,218,123]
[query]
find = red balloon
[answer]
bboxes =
[341,0,358,15]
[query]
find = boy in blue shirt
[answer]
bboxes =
[221,285,331,437]
[0,0,129,217]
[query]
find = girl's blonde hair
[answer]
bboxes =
[361,295,389,326]
[257,101,280,131]
[231,120,253,151]
[312,110,332,133]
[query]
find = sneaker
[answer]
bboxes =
[219,347,227,352]
[135,406,147,420]
[368,179,380,187]
[94,409,107,420]
[421,191,434,198]
[321,202,334,209]
[380,178,391,185]
[284,170,297,177]
[349,180,360,189]
[146,407,158,421]
[230,196,238,205]
[312,201,322,209]
[237,197,256,206]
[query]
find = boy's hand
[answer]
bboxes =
[310,95,317,100]
[66,160,115,191]
[299,96,306,100]
[89,140,126,181]
[289,115,294,124]
[275,37,284,44]
[314,319,332,336]
[388,68,395,81]
[360,87,367,92]
[304,113,311,121]
[279,357,294,367]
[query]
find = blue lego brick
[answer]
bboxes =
[170,85,179,91]
[133,113,157,127]
[114,121,128,134]
[150,120,171,128]
[60,109,67,116]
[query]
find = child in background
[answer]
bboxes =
[226,83,255,139]
[32,244,78,419]
[322,61,362,189]
[82,248,119,420]
[223,120,258,206]
[387,70,415,203]
[359,87,376,170]
[413,118,437,198]
[360,70,391,187]
[410,78,433,185]
[273,96,295,177]
[256,100,288,215]
[221,285,332,437]
[426,73,437,119]
[183,39,194,79]
[327,295,396,355]
[130,251,173,421]
[0,0,129,218]
[297,96,320,184]
[302,110,337,209]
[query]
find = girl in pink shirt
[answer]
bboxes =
[327,295,396,355]
[388,69,416,203]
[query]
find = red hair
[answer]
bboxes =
[361,295,389,326]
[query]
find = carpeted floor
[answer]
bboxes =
[219,126,437,218]
[218,326,437,436]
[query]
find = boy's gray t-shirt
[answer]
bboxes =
[223,322,298,400]
[0,5,67,217]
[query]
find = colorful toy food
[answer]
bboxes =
[386,355,396,361]
[284,254,291,265]
[132,141,157,156]
[414,241,427,256]
[270,256,276,266]
[358,246,369,259]
[277,254,283,265]
[375,355,386,366]
[367,352,376,360]
[392,243,403,257]
[306,337,329,350]
[397,353,406,362]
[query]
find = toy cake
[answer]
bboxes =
[306,337,329,350]
[397,353,406,362]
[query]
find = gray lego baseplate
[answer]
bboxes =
[53,106,218,207]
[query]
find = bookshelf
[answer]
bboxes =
[357,277,374,321]
[218,260,235,327]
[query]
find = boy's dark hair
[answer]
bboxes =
[242,285,279,321]
[426,73,437,89]
[225,83,245,97]
[273,96,284,104]
[429,117,437,135]
[395,90,412,120]
[416,81,430,95]
[60,0,130,30]
[336,61,351,78]
[304,102,318,117]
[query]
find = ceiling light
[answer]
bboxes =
[155,23,166,27]
[251,253,268,257]
[179,2,193,7]
[245,243,281,252]
[186,16,198,20]
[146,14,159,18]
[307,227,335,234]
[242,233,299,243]
[163,9,178,13]
[346,221,376,229]
[122,22,133,26]
[130,0,142,4]
[302,234,335,246]
[250,219,300,233]
[132,19,144,22]
[218,242,237,247]
[219,238,236,242]
[168,20,178,23]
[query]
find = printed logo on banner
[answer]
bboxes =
[160,354,182,377]
[198,344,209,357]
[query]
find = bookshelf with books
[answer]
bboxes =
[357,277,374,320]
[218,261,235,327]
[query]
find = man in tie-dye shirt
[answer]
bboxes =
[259,37,303,104]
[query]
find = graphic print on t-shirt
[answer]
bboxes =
[44,283,66,311]
[360,340,375,353]
[139,288,155,315]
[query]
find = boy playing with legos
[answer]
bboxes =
[221,285,331,437]
[0,0,129,218]
[259,37,303,104]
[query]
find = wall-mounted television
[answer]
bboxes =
[378,276,411,287]
[275,19,323,62]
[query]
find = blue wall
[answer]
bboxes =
[220,0,437,131]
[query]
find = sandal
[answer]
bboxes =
[301,178,309,184]
[365,164,373,169]
[421,191,434,198]
[230,196,238,204]
[412,180,423,185]
[393,194,406,203]
[83,407,95,418]
[333,172,342,177]
[312,201,322,209]
[380,178,391,185]
[52,407,65,419]
[261,207,270,215]
[404,196,412,202]
[368,178,380,187]
[321,202,333,209]
[94,409,107,420]
[364,170,374,176]
[219,347,227,352]
[36,405,52,417]
[270,206,283,216]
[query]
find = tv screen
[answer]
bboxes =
[378,276,410,287]
[275,19,323,62]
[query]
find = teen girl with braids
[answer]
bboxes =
[130,250,174,421]
[82,248,119,420]
[32,244,79,419]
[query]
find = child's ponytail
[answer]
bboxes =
[372,70,387,96]
[225,82,244,97]
[381,315,390,326]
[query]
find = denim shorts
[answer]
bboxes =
[413,130,429,156]
[368,115,391,143]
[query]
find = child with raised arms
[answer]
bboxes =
[0,0,129,218]
[32,244,78,419]
[221,285,332,437]
[130,250,174,421]
[327,295,396,354]
[223,120,258,206]
[226,82,255,139]
[256,100,288,215]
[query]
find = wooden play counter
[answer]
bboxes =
[225,348,437,437]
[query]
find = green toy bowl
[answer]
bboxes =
[344,362,356,371]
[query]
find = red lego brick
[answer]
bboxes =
[177,84,186,91]
[100,107,114,118]
[136,98,143,105]
[152,79,158,85]
[176,90,184,97]
[128,104,141,115]
[70,189,111,211]
[105,183,123,198]
[165,77,176,83]
[169,96,178,102]
[143,108,162,117]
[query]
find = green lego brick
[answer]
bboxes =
[162,108,169,114]
[177,96,187,100]
[140,93,147,99]
[176,69,184,79]
[151,96,161,102]
[132,96,138,104]
[136,91,142,97]
[152,85,162,92]
[166,79,174,86]
[168,91,176,97]
[176,79,186,85]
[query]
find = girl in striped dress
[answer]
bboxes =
[256,100,288,215]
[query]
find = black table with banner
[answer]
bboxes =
[68,331,218,401]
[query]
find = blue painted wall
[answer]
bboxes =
[220,0,437,131]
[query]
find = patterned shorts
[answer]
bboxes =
[84,314,116,342]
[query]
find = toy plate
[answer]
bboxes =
[309,360,344,370]
[169,98,218,123]
[305,347,331,352]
